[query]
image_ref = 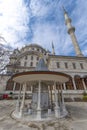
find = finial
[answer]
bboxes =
[62,5,67,14]
[52,41,54,49]
[52,41,55,55]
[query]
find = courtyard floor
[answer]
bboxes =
[0,100,87,130]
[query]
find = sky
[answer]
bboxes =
[0,0,87,56]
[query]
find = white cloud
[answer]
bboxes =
[0,0,87,56]
[29,0,48,17]
[0,0,30,47]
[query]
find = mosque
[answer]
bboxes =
[0,8,87,100]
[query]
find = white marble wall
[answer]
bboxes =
[48,57,87,74]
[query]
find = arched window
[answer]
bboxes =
[6,79,14,90]
[80,63,84,69]
[15,83,20,90]
[72,63,76,69]
[32,48,34,50]
[65,78,74,90]
[64,62,68,69]
[37,48,39,51]
[74,75,84,90]
[56,83,63,90]
[37,57,39,60]
[24,61,27,67]
[25,55,28,60]
[6,79,20,91]
[30,62,33,67]
[56,62,60,68]
[36,62,38,66]
[31,56,33,60]
[26,84,31,91]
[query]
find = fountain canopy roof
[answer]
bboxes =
[12,71,70,84]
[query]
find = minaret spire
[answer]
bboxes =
[52,41,55,55]
[63,7,83,57]
[62,5,67,14]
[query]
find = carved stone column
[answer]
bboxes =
[19,83,26,117]
[54,82,60,118]
[50,86,53,110]
[61,84,67,115]
[63,83,66,90]
[13,82,16,93]
[37,80,41,119]
[16,84,22,112]
[72,77,76,90]
[82,78,86,90]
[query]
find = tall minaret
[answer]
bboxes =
[52,41,55,55]
[63,7,83,57]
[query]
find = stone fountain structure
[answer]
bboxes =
[11,57,70,121]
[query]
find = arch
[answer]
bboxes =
[6,79,20,91]
[56,83,63,90]
[16,51,40,64]
[65,78,74,90]
[6,79,34,91]
[31,55,33,60]
[74,75,84,90]
[6,79,14,91]
[74,75,81,79]
[15,83,20,90]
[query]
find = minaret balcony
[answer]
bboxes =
[68,27,75,34]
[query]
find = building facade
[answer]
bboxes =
[0,43,86,95]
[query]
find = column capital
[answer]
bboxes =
[71,75,75,78]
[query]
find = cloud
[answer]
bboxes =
[0,0,87,56]
[0,0,30,47]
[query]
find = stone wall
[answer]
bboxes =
[0,75,10,93]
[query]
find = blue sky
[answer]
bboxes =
[0,0,87,56]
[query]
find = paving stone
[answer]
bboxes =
[0,101,87,130]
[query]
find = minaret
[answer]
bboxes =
[52,41,55,55]
[63,7,83,57]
